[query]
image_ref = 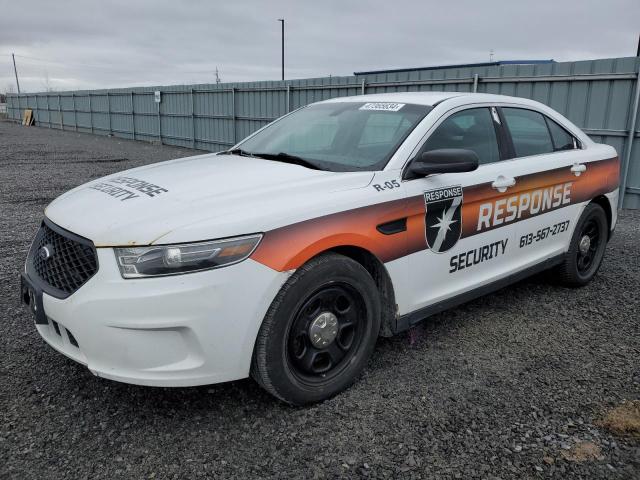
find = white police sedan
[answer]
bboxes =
[21,92,619,404]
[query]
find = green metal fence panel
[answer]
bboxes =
[6,56,640,208]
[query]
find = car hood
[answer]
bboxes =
[45,153,375,246]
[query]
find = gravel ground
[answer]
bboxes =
[1,120,639,479]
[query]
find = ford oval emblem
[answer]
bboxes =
[39,245,54,261]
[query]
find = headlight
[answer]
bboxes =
[114,234,262,278]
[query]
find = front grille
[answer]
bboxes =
[29,221,98,297]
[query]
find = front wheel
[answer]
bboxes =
[251,253,381,405]
[556,203,608,287]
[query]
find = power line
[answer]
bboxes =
[1,53,225,77]
[0,53,138,71]
[1,53,227,90]
[12,54,117,70]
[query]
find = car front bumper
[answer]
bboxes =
[23,248,290,387]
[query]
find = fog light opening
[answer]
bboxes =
[51,320,61,336]
[66,329,79,348]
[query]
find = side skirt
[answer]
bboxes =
[393,254,564,334]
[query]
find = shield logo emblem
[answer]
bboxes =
[424,186,463,253]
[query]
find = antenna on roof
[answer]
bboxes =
[215,67,221,84]
[489,49,495,62]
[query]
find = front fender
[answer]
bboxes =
[250,198,423,272]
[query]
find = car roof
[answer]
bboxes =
[316,91,594,154]
[320,91,541,108]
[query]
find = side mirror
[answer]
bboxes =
[406,149,479,178]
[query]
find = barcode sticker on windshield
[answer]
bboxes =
[359,102,405,112]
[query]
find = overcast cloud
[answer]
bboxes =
[1,0,638,93]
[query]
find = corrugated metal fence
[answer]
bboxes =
[7,56,640,208]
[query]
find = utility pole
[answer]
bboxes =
[12,53,21,94]
[277,18,285,80]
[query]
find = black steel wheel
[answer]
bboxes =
[287,283,365,382]
[251,253,381,405]
[556,202,608,287]
[576,218,601,275]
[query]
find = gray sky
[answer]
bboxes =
[1,0,638,93]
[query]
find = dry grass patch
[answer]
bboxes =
[598,400,640,437]
[560,441,604,462]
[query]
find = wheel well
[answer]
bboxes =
[329,246,397,337]
[591,195,613,239]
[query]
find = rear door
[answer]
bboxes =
[497,107,586,270]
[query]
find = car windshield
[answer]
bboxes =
[234,102,431,171]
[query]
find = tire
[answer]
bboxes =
[251,253,381,405]
[556,203,608,287]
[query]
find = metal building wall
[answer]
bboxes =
[7,56,640,208]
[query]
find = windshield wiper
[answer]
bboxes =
[219,149,322,170]
[249,152,323,170]
[217,148,255,157]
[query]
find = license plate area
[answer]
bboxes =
[20,273,47,325]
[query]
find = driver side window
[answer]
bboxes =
[420,108,500,165]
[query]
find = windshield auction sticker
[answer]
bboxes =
[359,102,405,112]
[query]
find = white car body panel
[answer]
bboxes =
[22,92,620,387]
[38,250,290,385]
[45,154,375,246]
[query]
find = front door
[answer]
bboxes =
[402,106,518,314]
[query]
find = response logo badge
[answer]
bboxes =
[424,185,463,253]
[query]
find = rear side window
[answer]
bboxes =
[502,108,554,157]
[420,108,500,165]
[546,118,577,151]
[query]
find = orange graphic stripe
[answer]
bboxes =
[251,197,424,272]
[460,157,619,237]
[252,157,619,272]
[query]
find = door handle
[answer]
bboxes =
[491,175,516,193]
[571,163,587,177]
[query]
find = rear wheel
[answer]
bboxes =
[251,253,380,405]
[556,203,608,287]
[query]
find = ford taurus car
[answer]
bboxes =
[20,92,620,405]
